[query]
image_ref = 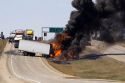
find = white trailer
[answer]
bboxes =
[19,40,50,56]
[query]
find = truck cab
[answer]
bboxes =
[14,35,23,48]
[25,29,34,40]
[14,29,24,48]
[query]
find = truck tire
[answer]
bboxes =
[29,52,35,56]
[23,51,28,56]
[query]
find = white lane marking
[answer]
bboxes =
[24,57,46,79]
[25,57,51,79]
[40,58,66,77]
[10,54,41,83]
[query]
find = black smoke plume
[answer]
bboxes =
[65,0,125,43]
[54,0,125,60]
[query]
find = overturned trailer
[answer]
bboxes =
[19,40,50,56]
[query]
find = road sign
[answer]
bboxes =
[49,28,64,33]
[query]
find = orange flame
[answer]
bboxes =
[50,33,71,58]
[50,41,62,57]
[54,49,62,57]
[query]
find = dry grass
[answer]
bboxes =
[49,57,125,81]
[49,40,125,81]
[0,40,7,54]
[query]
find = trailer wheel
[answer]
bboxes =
[23,51,28,56]
[29,53,35,56]
[43,54,50,58]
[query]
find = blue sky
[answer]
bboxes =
[0,0,73,37]
[0,0,96,37]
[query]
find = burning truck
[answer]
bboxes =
[19,0,125,61]
[51,0,125,60]
[18,33,71,58]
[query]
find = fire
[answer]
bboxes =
[50,41,62,57]
[54,49,62,57]
[50,33,71,58]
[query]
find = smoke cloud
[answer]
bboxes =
[55,0,125,60]
[65,0,125,43]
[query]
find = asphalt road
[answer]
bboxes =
[0,43,123,83]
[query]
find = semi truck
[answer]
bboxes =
[13,29,34,48]
[24,29,34,40]
[14,35,23,48]
[18,33,70,57]
[14,29,24,48]
[9,33,15,43]
[19,40,50,56]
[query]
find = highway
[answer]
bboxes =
[0,43,123,83]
